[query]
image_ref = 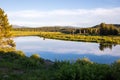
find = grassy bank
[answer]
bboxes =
[0,51,120,80]
[12,31,120,44]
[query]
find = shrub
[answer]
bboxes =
[15,50,25,57]
[76,58,93,65]
[116,59,120,64]
[30,54,40,59]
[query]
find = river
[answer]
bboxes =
[14,36,120,64]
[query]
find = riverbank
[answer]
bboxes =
[0,50,120,80]
[12,31,120,44]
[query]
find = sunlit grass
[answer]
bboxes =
[11,31,120,44]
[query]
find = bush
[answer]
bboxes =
[55,59,113,80]
[30,54,40,59]
[76,58,93,65]
[15,50,25,57]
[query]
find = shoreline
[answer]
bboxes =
[12,31,120,44]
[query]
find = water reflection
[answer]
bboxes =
[13,36,120,64]
[99,43,117,51]
[43,37,45,40]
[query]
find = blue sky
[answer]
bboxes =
[0,0,120,27]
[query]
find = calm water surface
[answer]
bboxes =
[14,36,120,64]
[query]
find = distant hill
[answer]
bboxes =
[12,25,29,28]
[12,24,120,29]
[92,24,120,28]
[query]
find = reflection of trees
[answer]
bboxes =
[99,43,117,51]
[43,37,45,40]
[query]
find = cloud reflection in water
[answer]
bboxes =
[14,36,120,64]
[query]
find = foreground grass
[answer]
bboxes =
[0,51,54,80]
[0,51,120,80]
[12,31,120,44]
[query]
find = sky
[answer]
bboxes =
[0,0,120,27]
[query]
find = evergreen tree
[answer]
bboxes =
[0,8,15,50]
[99,23,119,35]
[99,23,106,35]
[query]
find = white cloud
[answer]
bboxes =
[7,7,120,27]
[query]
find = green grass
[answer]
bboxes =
[0,51,120,80]
[12,31,120,44]
[0,50,54,80]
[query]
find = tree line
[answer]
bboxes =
[12,23,120,36]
